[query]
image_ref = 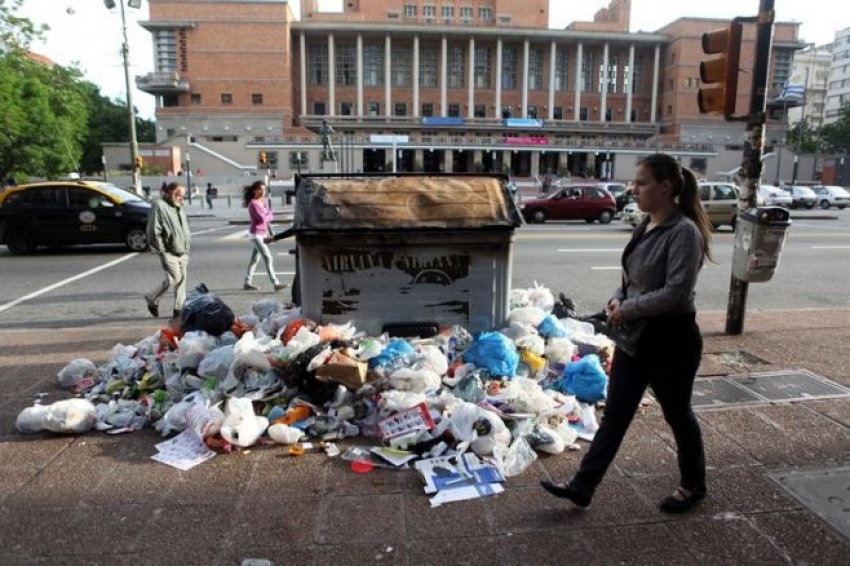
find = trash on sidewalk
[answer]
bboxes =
[15,281,617,507]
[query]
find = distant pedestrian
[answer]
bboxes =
[541,153,713,514]
[144,182,191,319]
[242,181,287,292]
[205,182,215,209]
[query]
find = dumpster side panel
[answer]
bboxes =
[298,232,513,334]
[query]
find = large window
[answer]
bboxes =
[363,43,384,87]
[448,45,465,89]
[474,46,491,88]
[392,46,412,87]
[460,6,473,20]
[394,103,407,116]
[474,103,486,117]
[404,4,416,17]
[336,42,357,86]
[420,46,438,87]
[422,103,434,116]
[153,29,177,73]
[581,51,594,93]
[441,4,454,20]
[629,55,643,94]
[528,48,543,91]
[367,101,380,116]
[501,46,517,90]
[308,42,328,85]
[423,4,436,18]
[599,54,619,94]
[478,6,492,20]
[555,48,569,91]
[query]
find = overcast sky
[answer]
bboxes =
[19,0,844,120]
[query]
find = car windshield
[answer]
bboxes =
[88,182,145,203]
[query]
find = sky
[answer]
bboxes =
[17,0,844,121]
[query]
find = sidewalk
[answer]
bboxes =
[0,307,848,563]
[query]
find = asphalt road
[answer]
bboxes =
[0,209,847,330]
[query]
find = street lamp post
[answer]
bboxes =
[105,0,142,193]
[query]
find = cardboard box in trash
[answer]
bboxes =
[293,175,523,335]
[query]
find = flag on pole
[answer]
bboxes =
[778,70,806,102]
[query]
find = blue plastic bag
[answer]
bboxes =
[369,339,415,370]
[560,354,608,403]
[462,331,519,378]
[537,314,567,339]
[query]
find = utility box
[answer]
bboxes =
[731,206,791,283]
[293,174,523,336]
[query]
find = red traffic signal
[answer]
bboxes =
[698,20,743,117]
[259,151,267,165]
[134,155,144,170]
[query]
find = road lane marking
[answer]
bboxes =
[591,266,621,270]
[0,253,140,314]
[810,246,850,249]
[222,229,250,240]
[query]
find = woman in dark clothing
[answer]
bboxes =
[541,153,714,514]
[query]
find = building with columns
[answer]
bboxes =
[136,0,804,181]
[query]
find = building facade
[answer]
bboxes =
[135,0,805,181]
[824,27,850,125]
[787,44,832,130]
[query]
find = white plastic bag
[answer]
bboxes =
[499,435,538,477]
[56,358,97,389]
[232,331,272,370]
[220,397,268,447]
[526,282,556,313]
[268,423,304,445]
[16,399,97,434]
[197,346,235,380]
[544,337,577,365]
[389,368,442,393]
[507,306,546,327]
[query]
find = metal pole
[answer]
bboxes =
[185,140,192,203]
[102,155,108,182]
[726,0,775,336]
[118,1,141,193]
[791,154,799,185]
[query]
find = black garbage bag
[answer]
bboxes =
[578,310,610,336]
[279,340,347,405]
[552,292,578,320]
[180,283,235,336]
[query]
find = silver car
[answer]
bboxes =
[784,186,817,209]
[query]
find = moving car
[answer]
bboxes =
[810,185,850,210]
[621,201,644,227]
[757,185,793,208]
[784,185,817,209]
[698,182,741,229]
[595,182,631,211]
[0,180,151,255]
[520,184,617,224]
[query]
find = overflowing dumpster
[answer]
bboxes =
[293,174,523,336]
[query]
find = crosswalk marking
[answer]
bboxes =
[222,229,250,240]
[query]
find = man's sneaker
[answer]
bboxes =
[274,283,289,291]
[172,309,181,319]
[243,283,259,291]
[145,298,159,318]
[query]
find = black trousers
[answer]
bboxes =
[572,313,706,497]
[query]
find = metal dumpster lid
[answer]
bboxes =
[293,175,523,230]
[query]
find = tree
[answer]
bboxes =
[819,103,850,153]
[786,118,819,153]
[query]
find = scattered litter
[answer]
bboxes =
[151,429,216,471]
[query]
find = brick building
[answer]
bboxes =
[135,0,804,180]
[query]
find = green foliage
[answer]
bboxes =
[0,54,89,180]
[786,118,820,153]
[819,103,850,153]
[0,0,47,52]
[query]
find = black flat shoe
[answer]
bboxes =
[540,480,591,508]
[659,487,706,514]
[145,299,159,318]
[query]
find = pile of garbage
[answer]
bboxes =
[16,283,615,504]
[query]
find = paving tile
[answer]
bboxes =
[0,504,87,556]
[323,456,422,496]
[245,450,327,498]
[134,503,235,555]
[403,492,493,540]
[0,436,74,470]
[666,516,789,564]
[224,498,322,548]
[700,431,761,469]
[313,542,407,564]
[498,530,595,566]
[806,398,850,427]
[408,536,507,565]
[318,494,406,545]
[578,523,701,565]
[166,449,259,502]
[628,473,735,519]
[485,485,581,535]
[750,510,850,564]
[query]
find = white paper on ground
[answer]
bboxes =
[429,483,504,507]
[151,429,216,471]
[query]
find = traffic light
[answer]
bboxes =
[134,155,144,170]
[698,19,743,117]
[259,151,267,166]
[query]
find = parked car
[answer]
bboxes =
[698,182,741,229]
[757,185,793,208]
[519,184,617,224]
[784,185,817,209]
[621,201,645,227]
[595,182,631,211]
[0,180,151,255]
[810,185,850,210]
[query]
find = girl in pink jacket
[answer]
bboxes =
[242,181,287,291]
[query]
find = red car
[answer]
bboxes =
[520,184,617,224]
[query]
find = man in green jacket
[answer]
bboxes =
[144,182,191,318]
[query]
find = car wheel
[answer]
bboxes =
[124,227,149,251]
[805,203,815,209]
[6,229,37,255]
[789,202,798,209]
[730,215,737,231]
[530,209,547,224]
[820,200,831,209]
[596,210,613,224]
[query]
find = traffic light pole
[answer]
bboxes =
[725,0,775,335]
[118,0,141,194]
